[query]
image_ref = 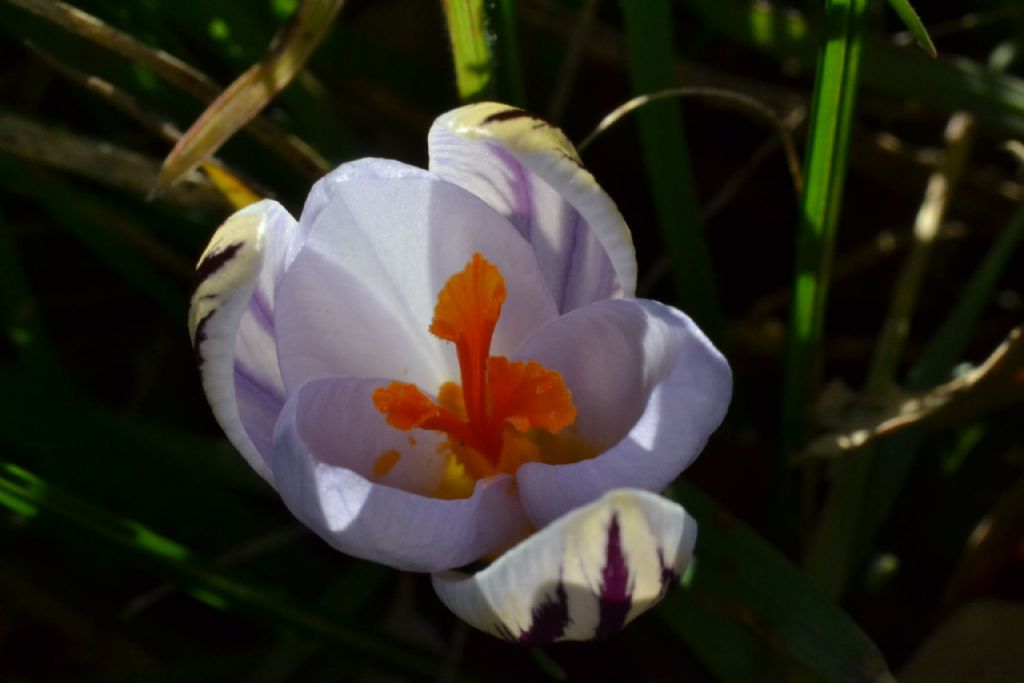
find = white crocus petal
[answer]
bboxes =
[429,102,637,311]
[271,376,533,572]
[293,157,435,266]
[432,488,696,644]
[274,172,560,394]
[189,200,296,482]
[512,299,732,527]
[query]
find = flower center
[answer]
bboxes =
[372,253,578,486]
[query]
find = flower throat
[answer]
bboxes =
[372,253,577,481]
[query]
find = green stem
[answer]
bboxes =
[442,0,495,102]
[620,0,724,339]
[778,0,870,528]
[0,459,439,678]
[492,0,525,106]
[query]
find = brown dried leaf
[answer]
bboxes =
[155,0,344,195]
[805,327,1024,459]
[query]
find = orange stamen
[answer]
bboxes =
[429,253,505,433]
[372,253,578,481]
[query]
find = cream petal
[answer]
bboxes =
[429,102,636,310]
[189,200,296,482]
[432,488,696,643]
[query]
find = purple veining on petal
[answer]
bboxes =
[482,107,553,127]
[192,242,242,297]
[494,623,517,643]
[249,288,274,333]
[518,581,571,646]
[489,144,534,237]
[595,514,632,638]
[192,310,215,364]
[658,550,681,598]
[556,207,582,311]
[234,364,285,456]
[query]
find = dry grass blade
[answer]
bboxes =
[0,112,228,213]
[5,0,329,179]
[804,326,1024,459]
[27,43,262,209]
[866,111,977,390]
[546,0,599,122]
[155,0,344,195]
[578,86,805,195]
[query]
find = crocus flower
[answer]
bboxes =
[189,102,731,643]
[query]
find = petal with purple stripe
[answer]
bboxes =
[428,102,636,311]
[189,199,296,482]
[432,488,697,643]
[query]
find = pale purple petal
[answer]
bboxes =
[292,158,434,267]
[512,299,732,527]
[429,103,636,311]
[189,200,296,481]
[432,488,696,644]
[271,376,532,572]
[274,173,559,394]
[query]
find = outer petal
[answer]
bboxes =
[432,488,696,644]
[189,200,295,482]
[429,102,636,311]
[512,299,732,527]
[271,376,532,572]
[274,171,560,393]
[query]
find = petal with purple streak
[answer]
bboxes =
[429,102,635,311]
[189,199,296,481]
[432,489,697,644]
[273,173,560,394]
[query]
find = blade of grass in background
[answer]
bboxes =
[491,0,526,107]
[778,0,870,523]
[806,198,1024,600]
[662,484,894,683]
[0,458,441,680]
[442,0,495,102]
[684,0,1024,138]
[0,157,188,319]
[886,0,937,58]
[805,43,1019,600]
[620,0,723,340]
[0,213,67,389]
[4,0,329,180]
[156,0,345,194]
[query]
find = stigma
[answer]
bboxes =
[372,253,576,481]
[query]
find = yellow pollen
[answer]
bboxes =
[373,449,401,479]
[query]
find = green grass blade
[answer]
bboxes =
[662,484,894,683]
[442,0,495,102]
[0,158,187,319]
[0,458,439,679]
[909,204,1024,387]
[620,0,723,339]
[0,213,66,387]
[886,0,937,58]
[806,200,1024,598]
[805,45,1020,600]
[685,0,1024,137]
[779,0,870,481]
[491,0,526,106]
